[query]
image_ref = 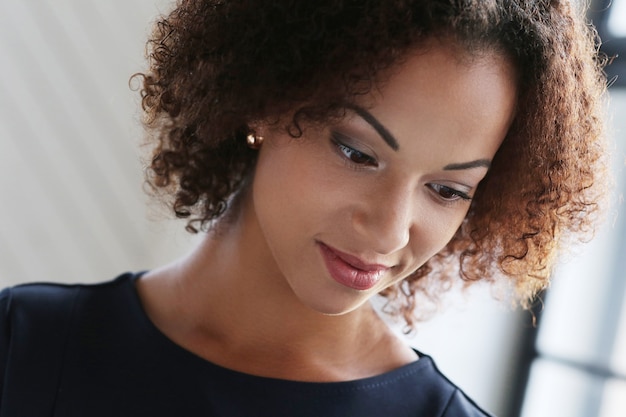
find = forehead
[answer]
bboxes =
[371,39,517,104]
[356,40,518,165]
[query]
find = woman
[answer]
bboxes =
[0,1,607,416]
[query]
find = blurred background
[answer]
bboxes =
[0,1,624,416]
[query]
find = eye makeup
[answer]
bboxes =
[330,131,378,168]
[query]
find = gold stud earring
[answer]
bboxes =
[246,133,264,149]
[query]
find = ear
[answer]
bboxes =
[247,119,271,138]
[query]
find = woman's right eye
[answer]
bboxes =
[331,133,378,167]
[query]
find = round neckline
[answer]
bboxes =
[125,271,431,389]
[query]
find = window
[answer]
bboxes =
[518,2,626,416]
[592,0,626,87]
[608,0,626,37]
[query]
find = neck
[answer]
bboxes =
[138,192,415,381]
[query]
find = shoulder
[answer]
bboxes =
[0,273,140,412]
[0,272,137,320]
[0,273,138,344]
[0,281,81,351]
[415,352,495,417]
[0,272,141,342]
[441,390,495,417]
[1,281,79,318]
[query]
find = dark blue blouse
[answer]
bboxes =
[0,273,493,416]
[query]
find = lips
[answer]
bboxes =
[318,242,390,291]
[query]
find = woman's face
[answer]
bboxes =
[251,42,518,316]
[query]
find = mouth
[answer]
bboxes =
[317,242,390,291]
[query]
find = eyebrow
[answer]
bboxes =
[346,104,400,151]
[443,159,491,170]
[345,105,491,170]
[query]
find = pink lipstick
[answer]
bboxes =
[318,243,389,291]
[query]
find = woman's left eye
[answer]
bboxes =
[331,134,378,167]
[427,184,472,203]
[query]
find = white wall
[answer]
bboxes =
[0,0,194,285]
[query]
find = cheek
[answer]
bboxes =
[252,142,332,238]
[253,139,357,224]
[410,204,467,263]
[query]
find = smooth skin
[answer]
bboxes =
[136,40,518,382]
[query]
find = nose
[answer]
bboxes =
[351,182,413,255]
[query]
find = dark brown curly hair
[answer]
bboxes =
[137,0,608,328]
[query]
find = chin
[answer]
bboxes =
[300,294,370,317]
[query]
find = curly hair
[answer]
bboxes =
[137,0,608,328]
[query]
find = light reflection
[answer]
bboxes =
[608,0,626,37]
[599,379,626,417]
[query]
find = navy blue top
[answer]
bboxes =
[0,273,493,416]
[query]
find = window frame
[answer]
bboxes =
[507,2,626,415]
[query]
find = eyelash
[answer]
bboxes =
[427,184,472,204]
[330,133,378,168]
[331,132,472,205]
